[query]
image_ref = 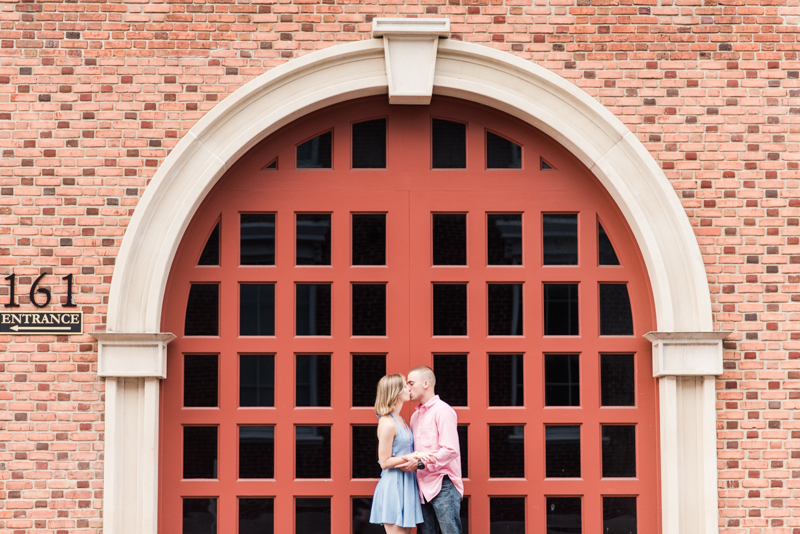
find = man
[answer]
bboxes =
[400,366,463,534]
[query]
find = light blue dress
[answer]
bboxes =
[370,413,424,527]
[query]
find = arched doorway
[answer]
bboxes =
[159,96,658,533]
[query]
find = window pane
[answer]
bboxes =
[183,426,217,479]
[600,284,633,335]
[490,497,525,534]
[486,131,521,169]
[184,355,218,408]
[352,214,386,265]
[239,498,274,534]
[239,426,274,479]
[296,354,331,407]
[352,355,385,407]
[487,214,522,265]
[185,284,219,336]
[240,214,275,265]
[240,284,275,336]
[198,222,220,266]
[432,119,466,169]
[546,497,581,534]
[544,354,579,407]
[295,426,331,478]
[458,425,469,478]
[601,354,635,406]
[240,354,274,407]
[489,354,523,407]
[545,426,580,478]
[603,497,637,534]
[296,284,332,336]
[599,223,620,265]
[544,284,578,336]
[602,426,636,477]
[296,498,331,534]
[352,426,381,479]
[489,426,524,478]
[352,498,384,534]
[352,284,386,336]
[352,119,386,169]
[434,354,468,407]
[488,284,523,336]
[432,213,467,265]
[183,498,216,534]
[461,496,470,534]
[433,284,467,336]
[297,131,332,169]
[543,214,578,265]
[296,214,331,265]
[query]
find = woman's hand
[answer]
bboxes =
[416,450,439,463]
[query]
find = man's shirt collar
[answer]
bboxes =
[416,394,440,412]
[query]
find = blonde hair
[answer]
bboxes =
[374,374,406,416]
[409,365,436,387]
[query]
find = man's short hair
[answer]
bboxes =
[409,365,436,387]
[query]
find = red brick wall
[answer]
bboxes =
[1,2,799,531]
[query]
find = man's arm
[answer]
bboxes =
[427,407,459,471]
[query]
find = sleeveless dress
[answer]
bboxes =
[369,413,424,527]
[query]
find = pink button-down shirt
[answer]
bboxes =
[409,395,464,502]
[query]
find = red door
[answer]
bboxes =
[160,96,658,533]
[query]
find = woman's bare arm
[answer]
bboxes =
[376,416,417,470]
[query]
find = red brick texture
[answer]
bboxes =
[0,0,799,531]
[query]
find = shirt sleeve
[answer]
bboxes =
[428,407,459,471]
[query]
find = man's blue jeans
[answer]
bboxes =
[418,476,462,534]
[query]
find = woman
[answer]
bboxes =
[369,374,432,533]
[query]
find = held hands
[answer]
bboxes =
[397,450,439,472]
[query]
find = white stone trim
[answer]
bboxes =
[94,332,175,379]
[102,32,722,534]
[645,331,727,377]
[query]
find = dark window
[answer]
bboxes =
[433,284,467,336]
[198,222,220,266]
[185,284,219,336]
[488,284,523,336]
[240,354,274,407]
[240,284,275,336]
[352,119,386,169]
[603,497,637,534]
[489,426,525,478]
[458,425,469,478]
[541,158,555,170]
[432,213,467,265]
[296,354,331,407]
[544,284,579,335]
[295,426,331,478]
[546,497,581,534]
[544,354,580,407]
[239,498,274,534]
[543,214,578,265]
[352,426,381,479]
[240,214,275,265]
[487,214,522,265]
[183,426,217,479]
[599,222,620,265]
[352,498,384,534]
[602,426,636,477]
[183,498,216,534]
[297,131,332,169]
[352,214,386,265]
[184,354,218,408]
[545,426,580,478]
[296,214,331,265]
[239,426,274,479]
[295,498,331,534]
[434,354,468,407]
[600,284,633,335]
[352,355,385,407]
[352,284,386,336]
[432,119,466,169]
[486,131,521,169]
[488,354,524,407]
[296,284,332,336]
[461,497,471,534]
[262,159,277,170]
[601,354,635,406]
[490,498,525,534]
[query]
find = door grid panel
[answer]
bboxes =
[160,97,657,533]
